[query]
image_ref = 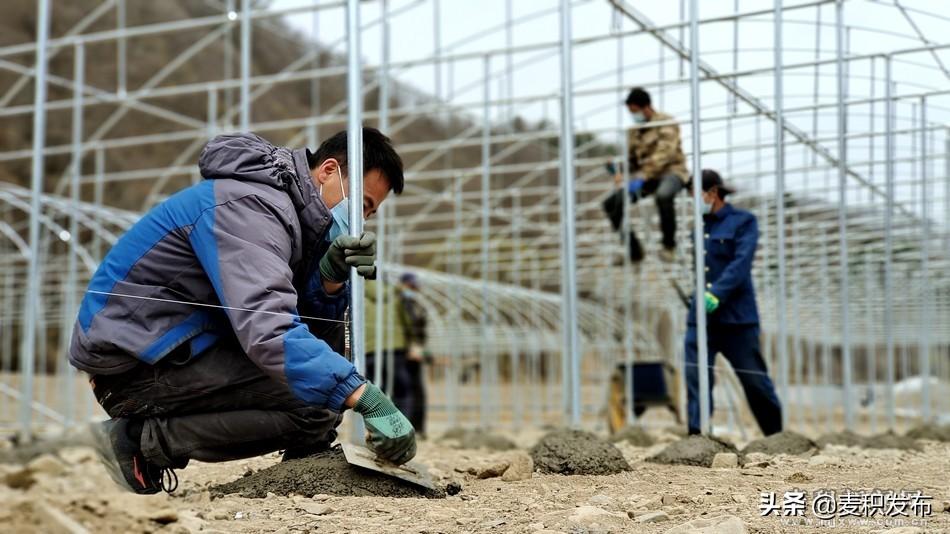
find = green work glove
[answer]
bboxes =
[353,383,416,465]
[704,291,720,313]
[319,231,377,283]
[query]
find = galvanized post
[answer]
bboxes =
[224,0,235,129]
[616,13,636,425]
[774,0,790,431]
[918,97,931,422]
[558,0,581,427]
[63,42,85,429]
[863,255,875,433]
[689,0,710,435]
[346,0,366,443]
[117,0,127,97]
[373,0,390,390]
[449,174,463,428]
[505,0,514,125]
[480,55,491,428]
[240,0,251,132]
[19,0,51,442]
[511,190,522,429]
[835,0,854,430]
[308,3,320,148]
[883,55,895,431]
[93,149,105,261]
[206,87,217,139]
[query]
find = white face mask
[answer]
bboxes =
[630,111,647,124]
[321,166,350,241]
[701,199,713,215]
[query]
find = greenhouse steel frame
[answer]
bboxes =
[0,0,948,441]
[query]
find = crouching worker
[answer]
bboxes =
[68,129,415,494]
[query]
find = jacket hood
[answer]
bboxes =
[199,132,330,214]
[199,132,333,271]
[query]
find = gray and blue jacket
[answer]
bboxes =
[68,132,364,412]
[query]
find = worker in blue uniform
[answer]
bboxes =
[684,170,783,436]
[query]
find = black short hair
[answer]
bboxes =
[625,87,651,108]
[306,127,404,194]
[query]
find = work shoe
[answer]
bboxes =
[90,418,178,495]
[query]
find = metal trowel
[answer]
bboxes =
[341,442,436,491]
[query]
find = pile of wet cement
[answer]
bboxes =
[530,430,630,475]
[905,424,950,442]
[816,430,868,449]
[818,430,923,451]
[440,428,517,451]
[863,432,921,451]
[211,448,445,499]
[648,435,738,468]
[609,426,655,447]
[742,431,814,456]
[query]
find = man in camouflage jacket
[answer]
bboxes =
[622,87,689,260]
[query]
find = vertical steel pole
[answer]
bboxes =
[224,0,235,129]
[811,5,821,166]
[688,0,710,435]
[308,3,320,148]
[206,87,217,140]
[511,191,522,429]
[346,0,365,442]
[616,12,636,425]
[433,0,442,105]
[63,42,84,429]
[558,0,581,427]
[835,0,853,430]
[240,0,251,132]
[117,0,127,97]
[93,149,104,261]
[863,254,875,433]
[726,0,738,175]
[480,55,491,428]
[373,0,389,389]
[505,0,514,124]
[918,97,931,422]
[820,237,832,430]
[449,174,462,428]
[883,55,895,430]
[774,0,790,431]
[20,0,51,441]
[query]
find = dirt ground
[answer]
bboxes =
[0,426,948,534]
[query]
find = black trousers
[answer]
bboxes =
[90,342,340,469]
[365,350,427,434]
[601,173,682,256]
[684,323,783,436]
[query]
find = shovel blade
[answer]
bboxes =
[341,443,436,491]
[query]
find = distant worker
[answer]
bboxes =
[398,272,429,438]
[70,130,416,495]
[364,272,430,438]
[609,87,689,262]
[684,170,782,436]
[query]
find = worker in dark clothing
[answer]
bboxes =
[684,170,782,436]
[70,130,416,495]
[398,272,429,437]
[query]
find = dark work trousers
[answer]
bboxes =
[365,350,426,434]
[90,342,341,469]
[654,173,683,250]
[684,323,783,436]
[601,189,644,262]
[601,173,682,254]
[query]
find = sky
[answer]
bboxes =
[269,0,950,222]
